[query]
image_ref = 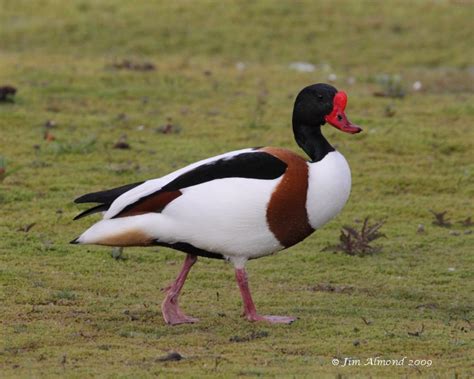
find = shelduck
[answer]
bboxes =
[71,83,362,325]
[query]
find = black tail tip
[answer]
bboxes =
[70,238,79,244]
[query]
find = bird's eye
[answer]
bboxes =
[337,114,343,121]
[317,94,323,100]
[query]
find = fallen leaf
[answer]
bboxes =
[113,135,131,149]
[110,59,155,71]
[408,324,424,337]
[156,352,183,362]
[0,85,17,102]
[17,223,36,232]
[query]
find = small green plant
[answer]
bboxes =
[324,217,386,256]
[0,156,21,182]
[46,137,97,155]
[430,210,452,227]
[458,217,473,227]
[229,331,269,343]
[53,289,77,301]
[111,247,126,260]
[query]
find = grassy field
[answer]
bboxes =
[1,0,473,377]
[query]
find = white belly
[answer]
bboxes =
[306,151,352,229]
[159,177,283,259]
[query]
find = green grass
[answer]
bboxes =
[1,0,473,377]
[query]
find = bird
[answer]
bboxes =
[71,83,362,325]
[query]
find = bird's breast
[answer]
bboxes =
[262,147,314,248]
[306,151,352,229]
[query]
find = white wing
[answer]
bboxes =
[104,148,255,219]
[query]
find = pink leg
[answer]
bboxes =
[161,254,199,325]
[235,267,296,324]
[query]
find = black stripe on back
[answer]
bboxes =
[161,152,286,191]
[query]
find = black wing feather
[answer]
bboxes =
[73,204,109,220]
[73,181,144,220]
[74,181,144,204]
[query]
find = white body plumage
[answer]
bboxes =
[75,150,351,267]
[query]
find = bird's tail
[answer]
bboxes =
[70,217,156,247]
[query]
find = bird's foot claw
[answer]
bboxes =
[165,313,199,325]
[162,299,198,325]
